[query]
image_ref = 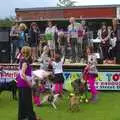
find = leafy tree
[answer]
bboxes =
[57,0,76,7]
[0,16,15,28]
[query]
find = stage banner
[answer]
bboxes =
[0,65,18,83]
[63,72,120,91]
[0,65,120,90]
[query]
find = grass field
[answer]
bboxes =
[0,91,120,120]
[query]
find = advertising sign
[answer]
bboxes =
[0,65,120,90]
[63,72,120,91]
[0,65,18,83]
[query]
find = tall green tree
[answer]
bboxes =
[57,0,76,7]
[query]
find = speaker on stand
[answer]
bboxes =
[0,28,10,63]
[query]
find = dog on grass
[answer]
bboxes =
[0,80,17,100]
[41,93,59,109]
[71,78,88,103]
[69,93,80,112]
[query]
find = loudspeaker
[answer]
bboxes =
[0,29,9,42]
[0,42,10,63]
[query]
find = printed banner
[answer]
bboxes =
[0,65,18,83]
[0,65,120,90]
[63,72,120,91]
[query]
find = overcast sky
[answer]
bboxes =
[0,0,120,18]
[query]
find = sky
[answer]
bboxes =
[0,0,120,18]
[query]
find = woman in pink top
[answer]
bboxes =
[16,46,40,120]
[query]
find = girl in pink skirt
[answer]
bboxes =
[32,79,41,106]
[50,53,64,96]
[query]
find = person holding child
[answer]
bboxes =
[16,46,40,120]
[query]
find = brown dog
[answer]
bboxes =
[69,93,80,112]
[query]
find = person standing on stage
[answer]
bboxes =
[58,29,67,59]
[18,23,27,50]
[114,21,120,64]
[99,23,110,63]
[10,22,19,63]
[29,22,40,62]
[16,46,40,120]
[45,21,58,58]
[107,26,117,62]
[81,20,89,59]
[15,23,27,63]
[77,22,85,62]
[68,17,80,63]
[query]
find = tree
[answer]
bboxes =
[57,0,76,7]
[0,16,15,28]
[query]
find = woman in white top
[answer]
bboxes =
[45,21,58,58]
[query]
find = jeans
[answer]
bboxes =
[101,44,109,60]
[60,45,66,57]
[18,39,25,49]
[83,38,88,58]
[11,40,18,62]
[77,37,83,59]
[70,38,77,61]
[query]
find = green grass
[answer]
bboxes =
[0,91,120,120]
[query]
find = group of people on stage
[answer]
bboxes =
[10,17,120,64]
[10,22,40,63]
[97,22,118,64]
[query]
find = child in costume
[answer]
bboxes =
[86,46,98,102]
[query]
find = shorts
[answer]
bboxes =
[18,40,24,49]
[54,73,64,84]
[48,40,55,50]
